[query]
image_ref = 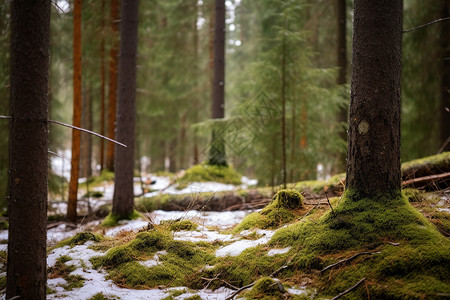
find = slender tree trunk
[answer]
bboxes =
[335,0,348,172]
[7,1,50,298]
[346,0,402,197]
[80,88,93,178]
[193,0,200,165]
[208,0,227,166]
[440,0,450,152]
[112,0,139,218]
[168,138,177,173]
[67,0,83,223]
[281,26,287,188]
[106,0,120,172]
[100,0,106,171]
[179,112,187,169]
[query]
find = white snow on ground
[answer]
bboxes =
[215,229,275,257]
[268,247,292,256]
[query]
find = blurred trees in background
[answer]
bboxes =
[0,0,448,204]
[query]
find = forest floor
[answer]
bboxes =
[0,153,449,299]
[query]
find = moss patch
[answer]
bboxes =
[244,277,285,299]
[160,219,198,231]
[57,232,103,247]
[101,210,140,227]
[91,230,217,289]
[178,163,242,187]
[234,189,305,232]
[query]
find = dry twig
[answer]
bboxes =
[331,278,366,300]
[321,251,380,273]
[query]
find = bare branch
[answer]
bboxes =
[0,115,11,119]
[403,17,450,33]
[48,119,127,148]
[331,278,366,300]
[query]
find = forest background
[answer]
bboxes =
[0,0,448,207]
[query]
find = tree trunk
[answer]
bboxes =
[67,0,83,223]
[208,0,227,166]
[106,0,120,172]
[112,0,139,218]
[440,0,450,152]
[281,26,287,188]
[7,1,50,298]
[100,0,106,171]
[345,0,403,197]
[80,87,92,178]
[335,0,348,172]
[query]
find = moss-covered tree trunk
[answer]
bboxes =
[345,0,402,197]
[7,0,50,298]
[112,0,139,218]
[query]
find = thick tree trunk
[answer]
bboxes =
[208,0,227,166]
[335,0,348,172]
[440,0,450,152]
[106,0,120,172]
[112,0,139,218]
[345,0,403,197]
[67,0,83,223]
[7,1,50,298]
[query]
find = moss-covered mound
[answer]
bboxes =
[195,190,449,299]
[160,219,198,231]
[101,210,140,227]
[178,163,242,187]
[245,277,286,299]
[234,189,305,232]
[57,232,103,247]
[90,230,217,288]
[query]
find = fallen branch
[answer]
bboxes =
[331,278,366,300]
[402,172,450,188]
[321,251,380,273]
[225,256,294,300]
[403,16,450,33]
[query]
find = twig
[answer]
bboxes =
[225,255,295,300]
[48,119,127,148]
[402,172,450,187]
[321,251,380,273]
[0,115,12,119]
[331,278,366,300]
[403,17,450,33]
[324,189,335,215]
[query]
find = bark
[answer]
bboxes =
[208,0,227,166]
[335,0,348,172]
[106,0,120,172]
[67,0,83,223]
[80,88,92,178]
[345,0,403,196]
[100,0,106,171]
[7,0,50,298]
[440,0,450,152]
[112,0,139,218]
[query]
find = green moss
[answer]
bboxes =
[161,219,198,231]
[184,295,202,300]
[91,230,216,289]
[244,277,285,299]
[401,151,450,172]
[234,189,304,232]
[269,190,450,298]
[178,163,242,186]
[64,274,85,291]
[0,275,6,290]
[57,232,103,247]
[48,256,76,278]
[162,289,186,300]
[101,210,140,227]
[403,188,425,202]
[88,293,117,300]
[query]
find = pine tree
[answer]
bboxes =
[112,0,139,218]
[7,0,50,298]
[346,0,402,196]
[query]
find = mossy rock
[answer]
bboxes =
[234,189,305,232]
[57,232,103,247]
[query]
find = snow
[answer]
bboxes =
[268,247,292,256]
[215,229,275,257]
